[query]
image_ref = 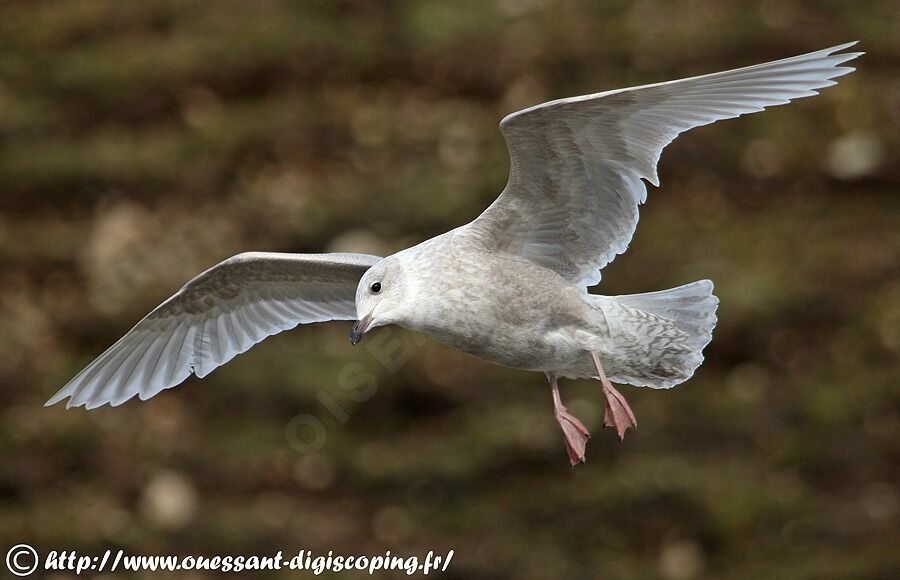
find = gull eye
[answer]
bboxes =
[370,282,382,294]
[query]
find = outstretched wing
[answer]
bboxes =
[46,251,380,409]
[456,42,861,287]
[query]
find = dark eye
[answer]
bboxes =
[370,282,382,294]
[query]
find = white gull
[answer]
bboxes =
[47,43,861,465]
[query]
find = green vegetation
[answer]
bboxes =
[1,1,897,578]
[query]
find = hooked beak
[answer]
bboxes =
[349,314,373,345]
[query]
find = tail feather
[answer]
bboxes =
[593,280,718,389]
[614,280,718,340]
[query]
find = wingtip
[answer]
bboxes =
[832,45,864,63]
[45,390,110,410]
[827,40,860,53]
[44,390,69,408]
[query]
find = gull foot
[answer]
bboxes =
[549,373,591,466]
[556,405,591,466]
[602,381,637,440]
[591,352,637,441]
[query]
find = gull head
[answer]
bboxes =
[350,258,407,345]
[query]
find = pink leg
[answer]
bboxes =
[549,374,590,466]
[590,352,637,441]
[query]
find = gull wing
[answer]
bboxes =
[46,251,380,409]
[457,42,861,287]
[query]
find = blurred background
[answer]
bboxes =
[1,1,898,578]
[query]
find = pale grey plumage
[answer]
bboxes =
[458,42,861,287]
[47,43,860,410]
[366,237,716,387]
[47,252,378,408]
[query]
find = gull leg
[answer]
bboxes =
[548,373,590,466]
[590,352,637,441]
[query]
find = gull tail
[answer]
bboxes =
[590,280,719,389]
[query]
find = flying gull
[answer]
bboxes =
[46,43,861,465]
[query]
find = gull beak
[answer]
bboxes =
[350,314,373,345]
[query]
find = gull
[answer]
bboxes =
[47,43,860,465]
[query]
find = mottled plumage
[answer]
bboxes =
[47,43,860,463]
